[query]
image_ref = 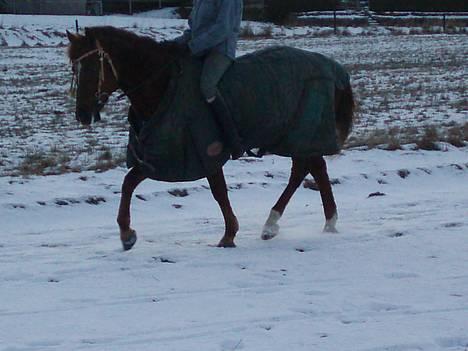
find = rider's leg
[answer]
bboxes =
[201,50,244,160]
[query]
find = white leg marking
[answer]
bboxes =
[261,209,281,240]
[323,212,338,233]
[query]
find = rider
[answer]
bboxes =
[175,0,244,160]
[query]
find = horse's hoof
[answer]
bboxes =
[121,230,137,251]
[261,223,279,240]
[323,225,338,233]
[323,213,338,233]
[217,239,236,248]
[261,209,281,240]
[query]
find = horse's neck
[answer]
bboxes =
[111,41,171,120]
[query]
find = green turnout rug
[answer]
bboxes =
[127,46,350,182]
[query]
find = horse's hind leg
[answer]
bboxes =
[207,168,239,248]
[262,158,308,240]
[309,156,338,233]
[117,167,146,250]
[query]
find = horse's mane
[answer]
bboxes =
[68,26,175,63]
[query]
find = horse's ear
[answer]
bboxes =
[84,27,94,40]
[66,30,80,43]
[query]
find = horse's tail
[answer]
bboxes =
[335,84,355,149]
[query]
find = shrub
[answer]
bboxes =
[239,23,255,38]
[416,126,440,151]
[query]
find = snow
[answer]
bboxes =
[0,14,467,351]
[0,13,187,47]
[1,147,467,350]
[134,7,181,19]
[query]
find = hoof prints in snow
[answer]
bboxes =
[152,256,176,264]
[387,231,405,238]
[442,222,464,228]
[8,203,26,209]
[384,272,420,279]
[168,188,189,197]
[398,169,411,178]
[85,196,106,205]
[135,194,147,201]
[369,191,386,198]
[40,243,69,248]
[295,247,315,253]
[55,198,80,206]
[6,196,107,209]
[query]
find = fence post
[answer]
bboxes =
[129,0,133,15]
[334,9,337,34]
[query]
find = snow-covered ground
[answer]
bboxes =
[0,13,467,350]
[1,147,467,350]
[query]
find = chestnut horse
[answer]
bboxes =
[66,27,354,250]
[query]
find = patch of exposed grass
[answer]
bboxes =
[446,124,466,147]
[347,123,466,151]
[89,149,126,173]
[18,150,58,176]
[416,126,440,151]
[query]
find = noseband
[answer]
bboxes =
[70,39,119,106]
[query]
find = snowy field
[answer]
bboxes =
[0,14,466,176]
[0,13,467,351]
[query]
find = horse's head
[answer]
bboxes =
[67,28,119,125]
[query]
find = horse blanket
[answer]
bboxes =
[127,46,350,182]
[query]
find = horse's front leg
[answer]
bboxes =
[117,167,146,250]
[207,168,239,248]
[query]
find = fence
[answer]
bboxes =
[369,0,468,12]
[0,0,103,15]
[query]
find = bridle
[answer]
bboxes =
[69,38,178,118]
[70,39,119,106]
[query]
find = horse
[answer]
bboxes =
[66,26,354,250]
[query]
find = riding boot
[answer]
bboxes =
[208,93,244,160]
